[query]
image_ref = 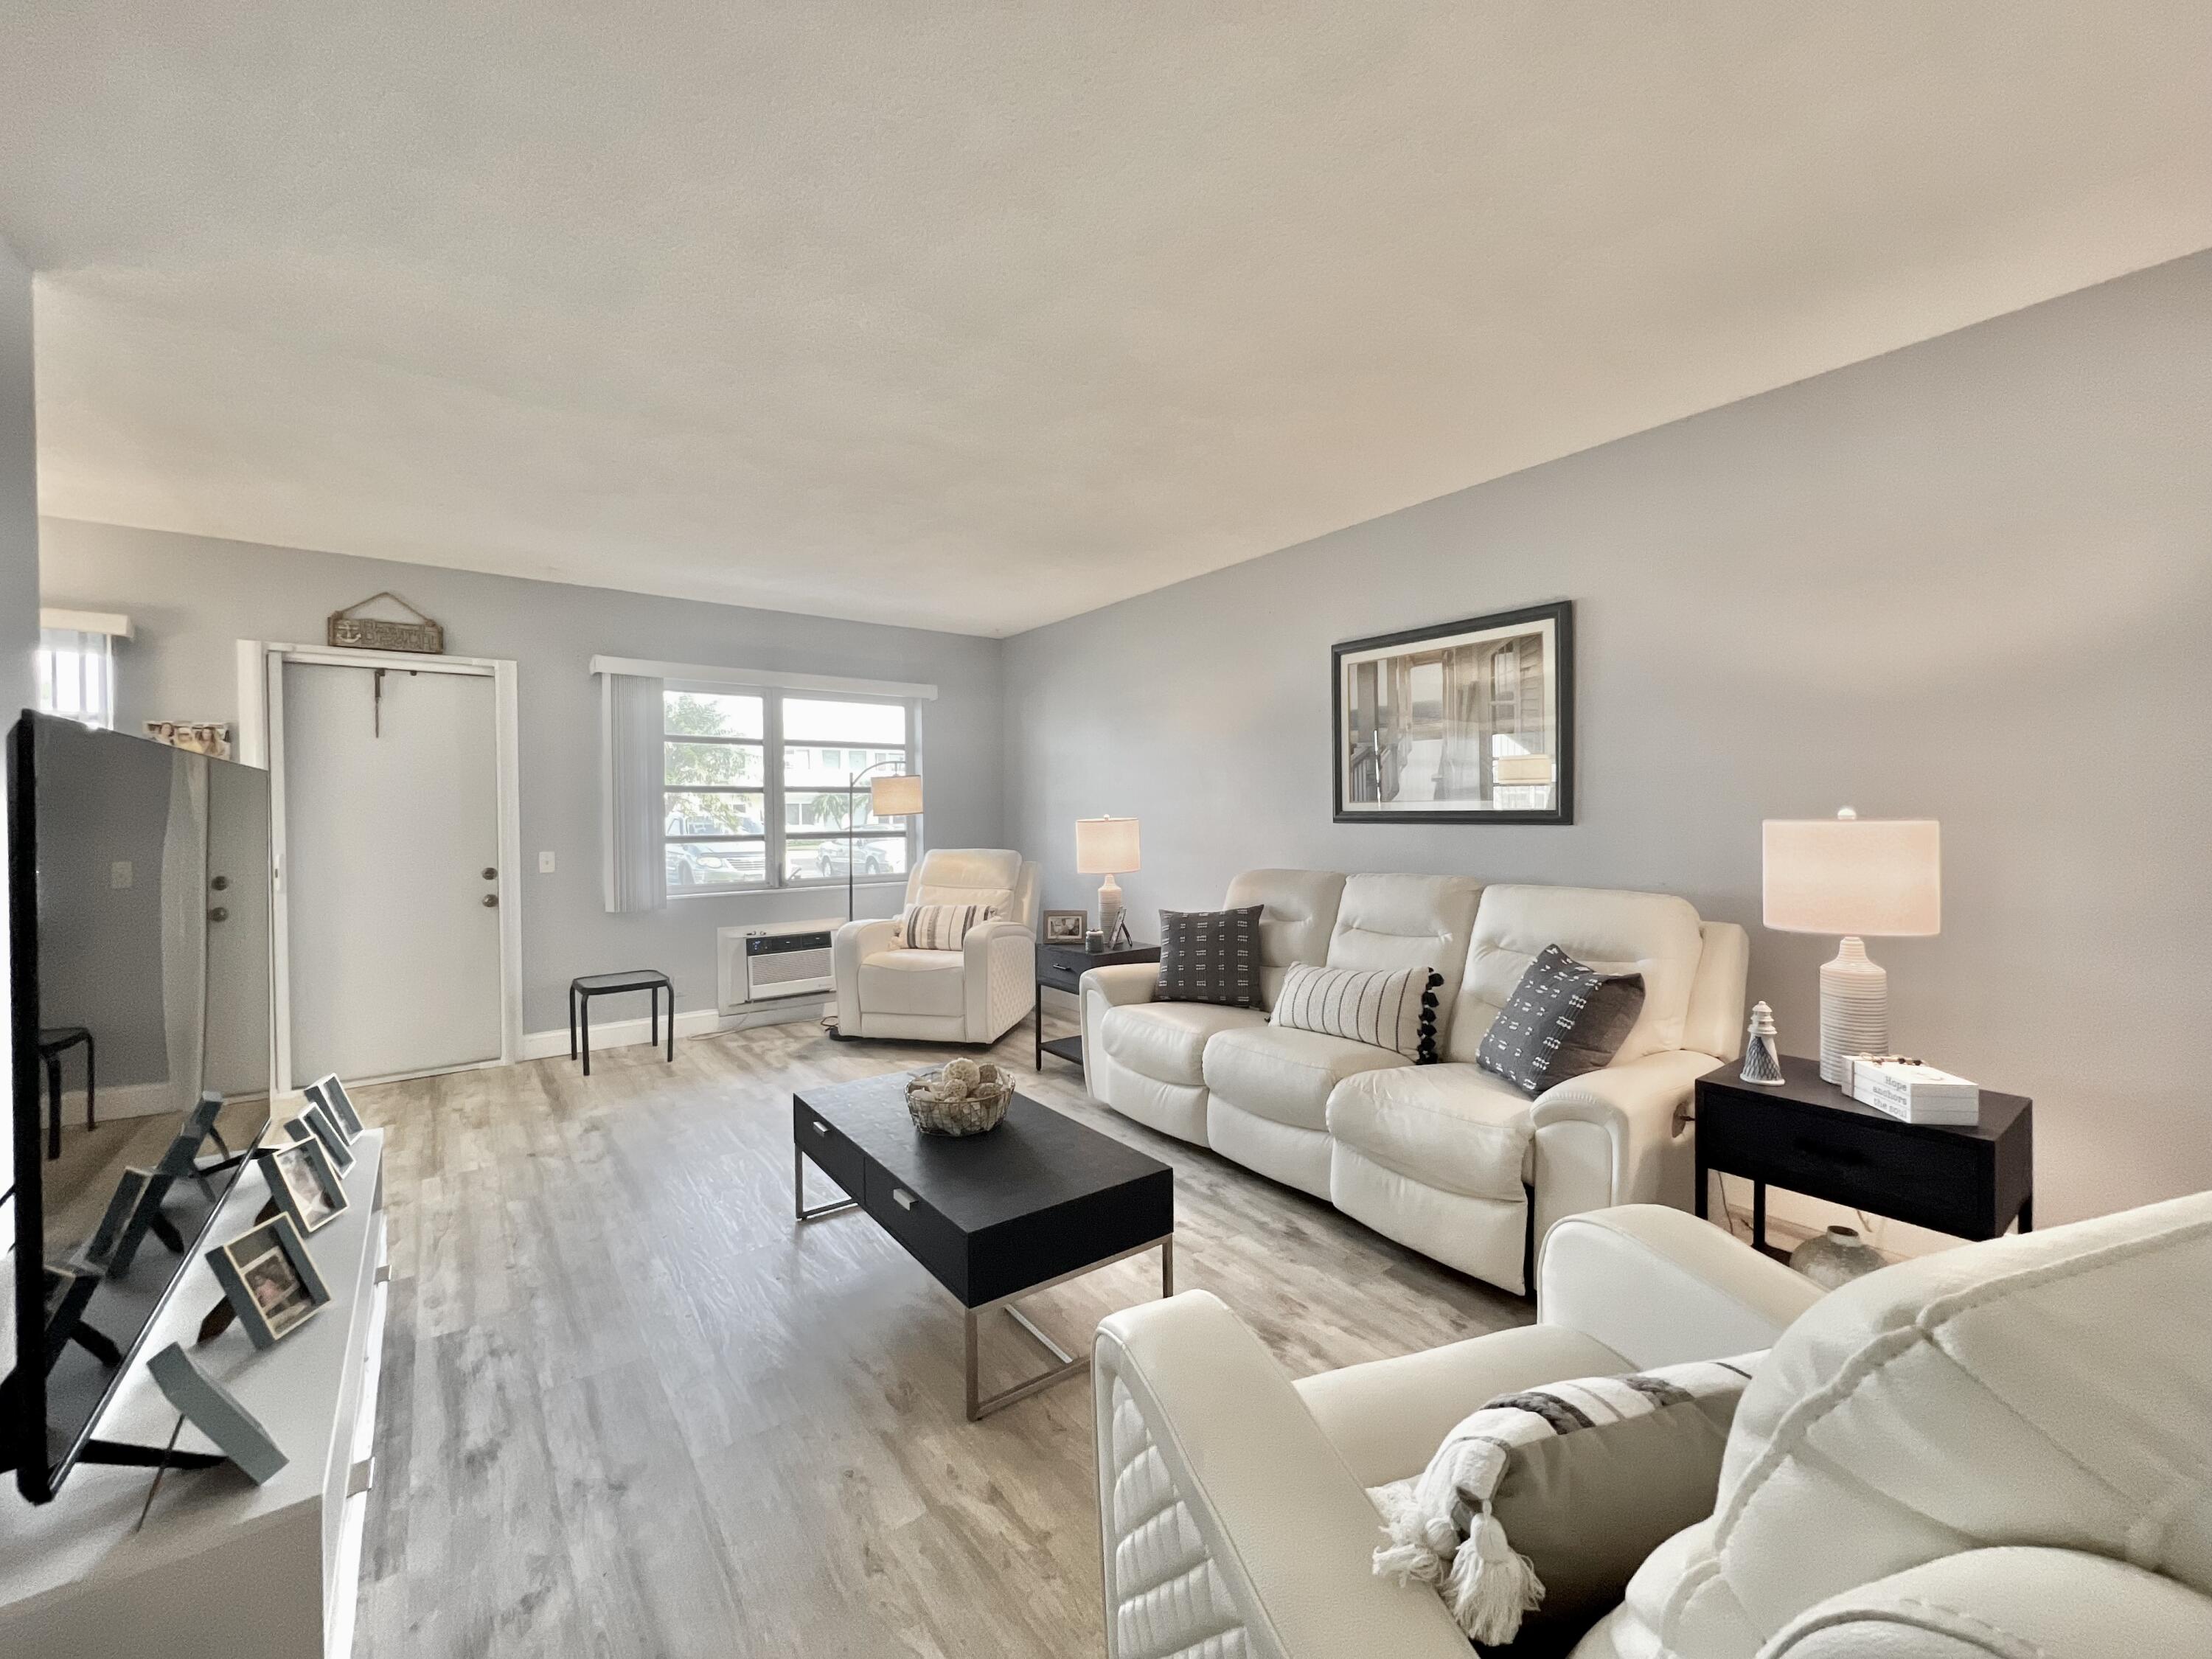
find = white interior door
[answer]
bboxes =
[282,661,504,1084]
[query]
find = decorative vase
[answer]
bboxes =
[1740,1001,1784,1085]
[905,1058,1013,1136]
[1788,1224,1887,1289]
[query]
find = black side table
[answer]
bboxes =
[1034,941,1161,1070]
[569,970,675,1075]
[1694,1054,2032,1258]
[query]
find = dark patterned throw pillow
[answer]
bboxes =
[1156,905,1262,1007]
[1475,945,1646,1097]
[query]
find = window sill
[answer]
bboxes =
[668,877,908,901]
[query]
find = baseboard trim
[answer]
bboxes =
[520,998,828,1061]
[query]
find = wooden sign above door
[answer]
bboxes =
[327,591,445,655]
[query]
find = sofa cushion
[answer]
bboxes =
[1475,944,1646,1096]
[1451,886,1705,1065]
[1157,905,1262,1006]
[1325,874,1481,1040]
[1099,1001,1267,1088]
[908,846,1023,908]
[1326,1063,1534,1200]
[1270,963,1440,1060]
[897,899,1004,950]
[1201,1023,1407,1132]
[857,948,966,1018]
[1223,869,1346,1009]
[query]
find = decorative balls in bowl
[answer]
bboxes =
[906,1058,1013,1136]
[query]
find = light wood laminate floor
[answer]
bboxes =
[350,1003,1531,1658]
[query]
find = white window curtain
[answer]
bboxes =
[600,672,667,913]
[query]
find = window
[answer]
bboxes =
[663,689,914,894]
[37,625,119,728]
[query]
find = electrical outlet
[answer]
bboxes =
[538,850,556,874]
[110,860,133,890]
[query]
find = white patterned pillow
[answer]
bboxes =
[1269,963,1442,1060]
[899,901,1002,950]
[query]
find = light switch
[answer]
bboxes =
[538,850,556,874]
[110,860,133,890]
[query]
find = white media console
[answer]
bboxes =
[0,1127,388,1658]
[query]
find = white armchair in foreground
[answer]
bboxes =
[830,848,1040,1044]
[1094,1194,2212,1659]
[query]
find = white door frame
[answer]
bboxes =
[236,640,524,1086]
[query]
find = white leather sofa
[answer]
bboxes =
[1082,871,1747,1292]
[1094,1194,2212,1659]
[830,848,1040,1044]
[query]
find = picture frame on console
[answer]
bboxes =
[303,1073,364,1141]
[257,1137,349,1235]
[286,1104,355,1173]
[1332,599,1573,825]
[1042,908,1088,944]
[206,1215,332,1349]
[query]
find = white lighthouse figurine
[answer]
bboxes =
[1740,1001,1784,1085]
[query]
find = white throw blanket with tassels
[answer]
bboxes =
[1368,1354,1761,1646]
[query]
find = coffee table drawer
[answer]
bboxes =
[864,1161,969,1301]
[794,1099,865,1199]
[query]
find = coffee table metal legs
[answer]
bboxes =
[793,1146,860,1222]
[963,1234,1172,1422]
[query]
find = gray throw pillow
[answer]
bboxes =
[1475,945,1645,1096]
[1157,905,1262,1006]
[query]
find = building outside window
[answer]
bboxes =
[663,689,914,894]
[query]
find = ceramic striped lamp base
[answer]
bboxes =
[1818,936,1888,1085]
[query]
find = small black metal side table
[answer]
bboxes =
[569,970,675,1075]
[38,1025,94,1160]
[1694,1054,2032,1259]
[1034,941,1161,1070]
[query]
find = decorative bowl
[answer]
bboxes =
[1787,1224,1888,1289]
[905,1059,1013,1137]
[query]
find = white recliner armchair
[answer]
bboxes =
[830,848,1040,1044]
[1095,1193,2212,1659]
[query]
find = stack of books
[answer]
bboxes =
[1843,1056,1981,1126]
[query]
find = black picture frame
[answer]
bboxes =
[1331,599,1575,825]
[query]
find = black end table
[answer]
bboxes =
[793,1072,1174,1419]
[1034,940,1161,1070]
[1694,1054,2032,1258]
[568,969,674,1075]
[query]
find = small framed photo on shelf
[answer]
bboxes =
[1042,908,1088,944]
[206,1215,331,1349]
[147,1343,289,1484]
[302,1074,364,1142]
[285,1105,355,1174]
[257,1137,349,1235]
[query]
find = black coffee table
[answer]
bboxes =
[793,1073,1175,1419]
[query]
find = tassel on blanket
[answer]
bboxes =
[1443,1505,1545,1646]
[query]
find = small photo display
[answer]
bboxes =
[286,1105,355,1174]
[206,1215,331,1350]
[1043,908,1088,944]
[257,1137,349,1235]
[303,1074,364,1142]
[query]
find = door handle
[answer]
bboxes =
[481,866,498,880]
[210,874,230,891]
[481,894,498,908]
[207,906,229,922]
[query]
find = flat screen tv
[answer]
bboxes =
[4,710,276,1502]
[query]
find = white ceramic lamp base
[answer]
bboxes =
[1096,874,1126,947]
[1818,936,1888,1085]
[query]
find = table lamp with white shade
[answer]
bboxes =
[1762,809,1941,1085]
[844,766,922,921]
[1074,815,1141,948]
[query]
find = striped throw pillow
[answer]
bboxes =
[1269,963,1443,1060]
[899,902,1000,950]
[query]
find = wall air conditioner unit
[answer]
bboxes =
[717,920,841,1015]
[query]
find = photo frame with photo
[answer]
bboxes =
[147,1343,289,1484]
[302,1074,364,1142]
[206,1215,332,1350]
[1042,908,1088,945]
[286,1105,355,1174]
[257,1137,349,1235]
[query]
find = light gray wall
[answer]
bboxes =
[1,234,36,1211]
[1004,249,2212,1231]
[38,521,1005,1034]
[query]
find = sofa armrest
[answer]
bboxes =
[1080,963,1162,1097]
[1767,1548,2212,1659]
[1536,1205,1823,1370]
[831,917,899,1029]
[1095,1292,1470,1659]
[962,919,1035,1040]
[1530,1048,1716,1211]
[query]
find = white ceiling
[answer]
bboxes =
[4,5,2209,636]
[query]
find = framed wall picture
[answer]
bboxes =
[1042,908,1088,944]
[206,1215,332,1349]
[302,1074,364,1141]
[1332,600,1573,825]
[257,1137,349,1235]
